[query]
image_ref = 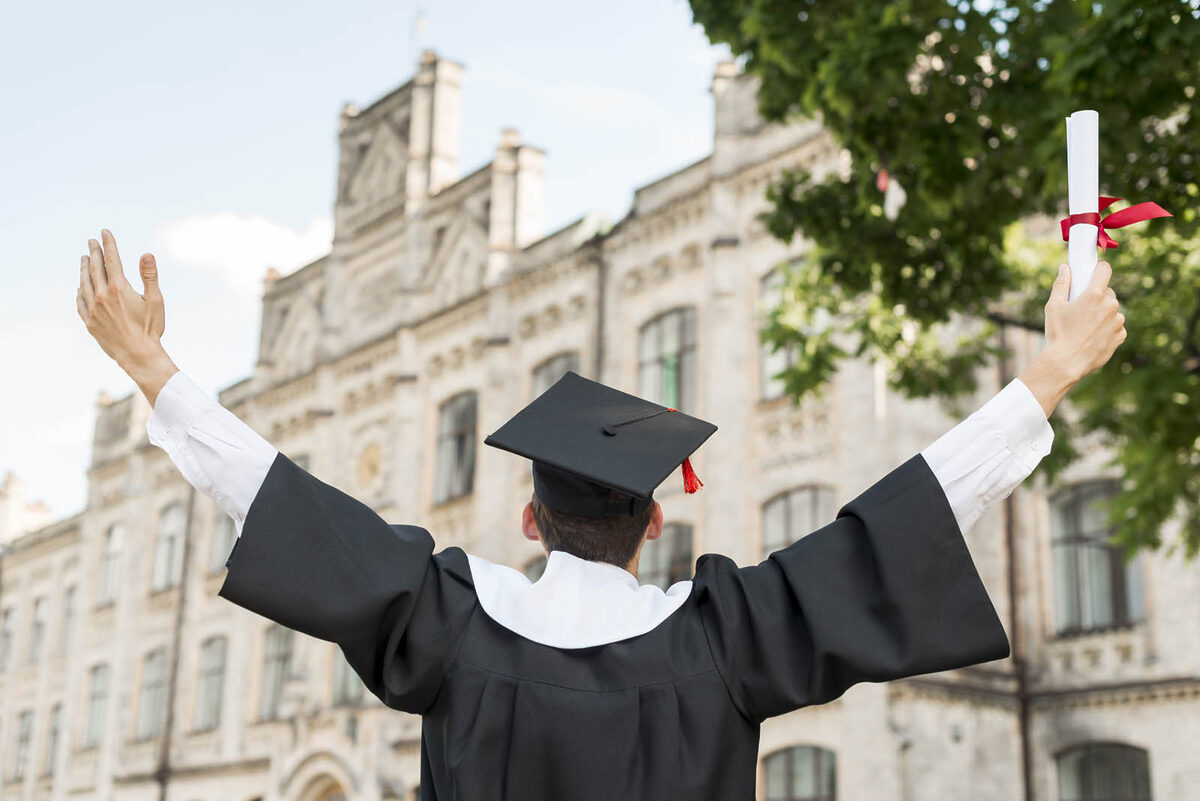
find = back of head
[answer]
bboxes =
[530,491,653,568]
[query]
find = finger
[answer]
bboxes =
[87,238,108,294]
[1049,263,1070,304]
[76,289,88,323]
[139,253,161,300]
[79,255,96,306]
[1087,260,1113,295]
[100,229,127,287]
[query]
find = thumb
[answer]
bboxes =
[1049,263,1070,304]
[140,253,162,301]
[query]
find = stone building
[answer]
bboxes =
[1,50,1197,801]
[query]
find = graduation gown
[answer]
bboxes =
[218,448,1010,801]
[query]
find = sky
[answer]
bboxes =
[0,0,732,522]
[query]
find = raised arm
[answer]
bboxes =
[76,229,276,535]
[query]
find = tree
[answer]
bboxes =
[688,0,1200,555]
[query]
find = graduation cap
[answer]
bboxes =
[484,371,718,518]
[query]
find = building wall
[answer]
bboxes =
[2,50,1197,801]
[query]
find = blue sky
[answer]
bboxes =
[0,0,731,522]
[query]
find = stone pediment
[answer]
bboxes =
[423,211,489,309]
[344,119,410,212]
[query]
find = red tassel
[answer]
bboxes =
[681,457,703,494]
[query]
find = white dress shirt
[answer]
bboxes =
[145,369,1053,648]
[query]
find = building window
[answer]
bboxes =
[332,649,364,706]
[152,503,186,592]
[762,486,838,557]
[433,392,477,504]
[760,268,797,401]
[522,555,547,582]
[137,648,168,740]
[763,745,836,801]
[98,523,123,604]
[42,703,60,777]
[82,664,109,749]
[640,523,693,589]
[60,586,76,656]
[532,352,581,398]
[28,596,47,664]
[12,710,32,780]
[195,637,227,732]
[260,625,294,720]
[209,514,236,573]
[0,607,12,672]
[638,307,697,413]
[1057,742,1151,801]
[1050,481,1145,636]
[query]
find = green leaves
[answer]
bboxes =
[693,0,1200,555]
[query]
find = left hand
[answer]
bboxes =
[76,229,167,368]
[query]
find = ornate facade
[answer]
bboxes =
[2,51,1197,801]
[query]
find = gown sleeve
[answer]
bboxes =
[694,451,1011,724]
[217,449,477,715]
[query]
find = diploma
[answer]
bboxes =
[1065,109,1099,302]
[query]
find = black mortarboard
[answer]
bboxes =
[484,371,718,518]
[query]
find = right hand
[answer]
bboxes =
[76,229,167,370]
[1043,259,1127,382]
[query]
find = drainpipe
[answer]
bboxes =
[156,482,197,801]
[998,319,1034,801]
[592,238,607,383]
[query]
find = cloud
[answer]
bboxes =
[148,212,332,302]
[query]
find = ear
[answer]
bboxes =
[643,501,664,541]
[521,501,540,542]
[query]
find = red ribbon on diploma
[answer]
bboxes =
[1060,196,1172,250]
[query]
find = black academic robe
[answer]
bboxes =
[219,450,1009,801]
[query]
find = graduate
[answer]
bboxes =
[76,230,1128,800]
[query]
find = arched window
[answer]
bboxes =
[152,502,187,591]
[640,523,693,590]
[98,523,123,604]
[136,648,168,740]
[82,663,109,748]
[763,745,836,801]
[522,555,547,582]
[195,636,227,731]
[260,624,294,720]
[28,596,47,665]
[1057,742,1151,801]
[532,352,581,398]
[433,392,478,504]
[638,307,697,413]
[762,486,838,557]
[1050,481,1145,635]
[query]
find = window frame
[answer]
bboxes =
[136,648,169,741]
[1055,741,1152,801]
[82,663,110,749]
[637,306,698,414]
[433,391,478,505]
[42,702,61,777]
[1049,480,1145,637]
[639,522,694,590]
[332,649,365,707]
[28,596,47,665]
[259,624,294,721]
[98,523,123,605]
[762,744,837,801]
[195,636,227,732]
[151,502,187,592]
[761,485,839,558]
[531,351,581,399]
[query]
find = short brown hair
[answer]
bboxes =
[530,491,653,568]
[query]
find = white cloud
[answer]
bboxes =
[149,213,332,302]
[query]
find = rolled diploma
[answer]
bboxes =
[1065,110,1099,302]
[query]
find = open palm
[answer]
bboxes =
[75,229,166,367]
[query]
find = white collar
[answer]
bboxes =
[466,550,693,649]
